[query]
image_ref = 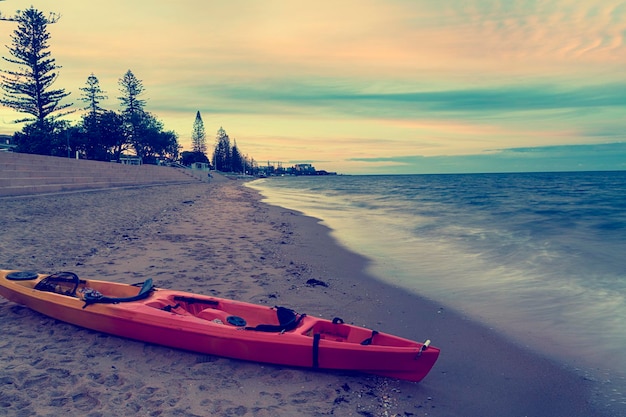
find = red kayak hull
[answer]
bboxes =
[0,270,439,382]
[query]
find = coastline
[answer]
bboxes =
[251,184,615,417]
[0,177,612,416]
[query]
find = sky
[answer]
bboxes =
[0,0,625,174]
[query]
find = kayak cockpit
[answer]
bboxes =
[299,319,420,347]
[10,271,155,308]
[80,278,154,307]
[146,294,307,331]
[34,271,85,297]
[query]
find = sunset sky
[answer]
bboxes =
[1,1,625,174]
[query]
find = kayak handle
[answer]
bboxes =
[416,339,431,357]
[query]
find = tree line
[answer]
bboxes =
[0,6,256,172]
[182,112,256,174]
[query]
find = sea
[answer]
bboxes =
[248,171,626,402]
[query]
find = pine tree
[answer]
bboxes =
[118,69,146,149]
[231,139,243,173]
[0,7,72,125]
[78,74,109,160]
[191,111,206,154]
[80,73,107,116]
[213,126,231,172]
[118,70,146,116]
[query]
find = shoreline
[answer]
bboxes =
[253,184,618,417]
[0,177,615,416]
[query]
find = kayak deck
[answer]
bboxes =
[0,270,440,382]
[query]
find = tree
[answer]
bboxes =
[78,73,109,160]
[191,111,207,154]
[118,70,146,116]
[155,130,181,162]
[118,70,146,149]
[99,110,127,161]
[129,112,180,163]
[180,150,209,166]
[243,155,257,175]
[115,70,180,163]
[231,139,244,173]
[12,118,72,156]
[213,126,231,172]
[80,73,106,116]
[1,7,71,126]
[130,112,162,160]
[76,110,126,161]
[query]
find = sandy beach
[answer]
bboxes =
[0,175,613,417]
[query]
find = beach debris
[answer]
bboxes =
[333,396,349,405]
[306,278,328,288]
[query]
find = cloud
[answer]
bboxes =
[349,142,626,174]
[1,0,625,175]
[498,142,626,156]
[194,79,626,117]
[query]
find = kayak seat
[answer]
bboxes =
[81,278,154,308]
[245,306,306,333]
[34,272,85,297]
[305,317,349,342]
[145,300,170,309]
[196,308,229,322]
[195,309,247,326]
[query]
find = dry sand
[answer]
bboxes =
[0,175,613,416]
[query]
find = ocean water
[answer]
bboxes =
[248,172,626,384]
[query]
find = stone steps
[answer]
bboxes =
[0,152,204,197]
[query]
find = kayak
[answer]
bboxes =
[0,270,440,382]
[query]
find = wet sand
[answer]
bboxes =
[0,175,611,416]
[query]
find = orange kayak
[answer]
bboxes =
[0,270,440,382]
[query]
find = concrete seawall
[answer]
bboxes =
[0,152,205,197]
